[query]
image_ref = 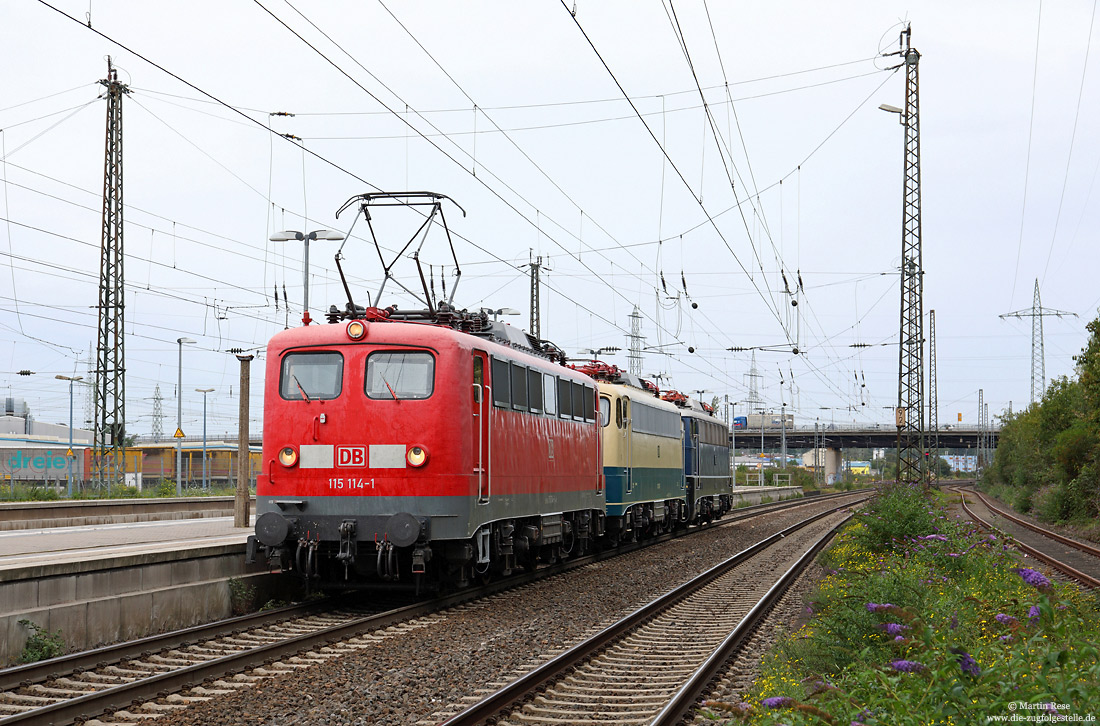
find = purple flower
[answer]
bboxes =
[1014,567,1052,589]
[999,634,1013,642]
[866,602,895,613]
[894,635,906,642]
[995,613,1017,625]
[890,660,926,673]
[879,623,910,636]
[953,649,981,676]
[917,534,947,541]
[1029,605,1041,624]
[761,696,795,708]
[950,613,959,630]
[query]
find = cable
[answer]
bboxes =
[1040,0,1097,287]
[256,0,693,349]
[560,0,790,340]
[1009,0,1044,307]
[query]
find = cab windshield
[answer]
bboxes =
[366,351,435,400]
[280,351,343,401]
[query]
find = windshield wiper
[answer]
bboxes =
[291,374,311,402]
[378,371,398,401]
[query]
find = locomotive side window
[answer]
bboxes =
[633,402,681,438]
[280,351,343,401]
[527,369,543,413]
[491,357,510,407]
[571,381,584,421]
[557,377,572,418]
[365,351,435,400]
[543,374,557,416]
[599,396,611,427]
[584,386,596,422]
[615,398,623,428]
[510,362,528,411]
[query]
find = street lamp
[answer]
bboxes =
[55,374,83,497]
[195,388,214,490]
[270,229,346,326]
[176,337,196,496]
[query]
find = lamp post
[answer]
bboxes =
[269,229,346,326]
[176,337,196,496]
[195,388,214,489]
[55,374,83,497]
[729,400,740,486]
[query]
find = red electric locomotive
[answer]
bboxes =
[248,193,605,590]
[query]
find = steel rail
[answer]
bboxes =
[953,488,1100,590]
[0,598,338,693]
[0,491,865,726]
[439,498,864,726]
[969,488,1100,559]
[0,489,849,691]
[652,512,847,726]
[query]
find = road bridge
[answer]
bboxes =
[734,425,998,451]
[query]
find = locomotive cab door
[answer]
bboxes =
[473,351,490,503]
[621,395,632,494]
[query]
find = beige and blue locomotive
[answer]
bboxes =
[576,362,733,543]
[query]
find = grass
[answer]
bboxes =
[701,486,1100,725]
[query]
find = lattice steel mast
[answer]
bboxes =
[893,27,926,487]
[981,389,990,473]
[151,385,164,443]
[927,309,938,484]
[93,57,130,490]
[627,306,643,376]
[527,253,543,340]
[1000,279,1077,404]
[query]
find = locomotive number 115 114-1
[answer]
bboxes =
[328,478,375,490]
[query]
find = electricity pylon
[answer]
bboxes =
[1000,279,1077,404]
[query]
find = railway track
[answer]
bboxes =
[437,501,857,726]
[0,490,862,726]
[952,485,1100,589]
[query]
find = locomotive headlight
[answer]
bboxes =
[347,320,366,340]
[407,445,429,467]
[278,446,299,467]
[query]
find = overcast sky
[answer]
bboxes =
[2,0,1097,441]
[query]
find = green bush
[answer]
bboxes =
[18,619,65,663]
[852,482,935,552]
[228,577,256,615]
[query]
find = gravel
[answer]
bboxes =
[145,497,857,726]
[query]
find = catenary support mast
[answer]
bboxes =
[927,309,938,484]
[894,26,926,488]
[93,57,130,491]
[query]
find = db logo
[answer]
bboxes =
[336,446,366,467]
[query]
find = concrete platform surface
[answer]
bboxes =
[0,516,253,576]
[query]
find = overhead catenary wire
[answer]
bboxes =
[1040,0,1098,288]
[1009,0,1044,307]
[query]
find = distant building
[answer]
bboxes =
[846,460,871,475]
[944,455,977,473]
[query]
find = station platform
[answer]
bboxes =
[0,515,285,667]
[0,515,251,573]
